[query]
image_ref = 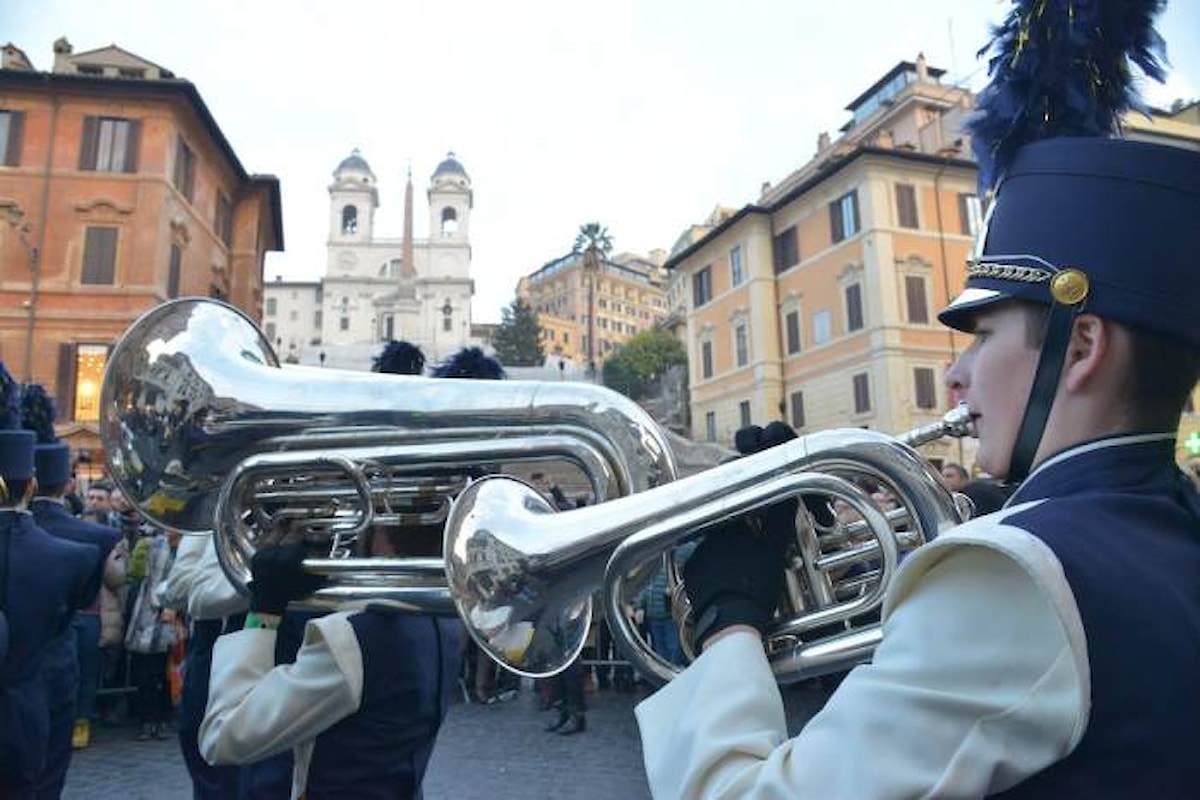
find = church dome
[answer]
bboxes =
[335,148,375,178]
[432,152,469,181]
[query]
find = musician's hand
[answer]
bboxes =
[683,518,787,652]
[734,419,800,551]
[249,543,326,615]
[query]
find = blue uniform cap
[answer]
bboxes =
[940,137,1200,347]
[0,430,36,482]
[33,442,71,486]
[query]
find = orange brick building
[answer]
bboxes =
[0,39,282,459]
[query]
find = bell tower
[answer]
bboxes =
[427,151,472,244]
[328,148,378,248]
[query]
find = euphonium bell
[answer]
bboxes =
[445,409,973,683]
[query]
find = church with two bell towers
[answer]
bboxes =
[263,150,477,370]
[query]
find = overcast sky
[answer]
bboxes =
[8,0,1198,322]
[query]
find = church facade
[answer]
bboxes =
[264,150,475,370]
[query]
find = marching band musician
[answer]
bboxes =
[157,532,249,799]
[21,385,122,799]
[0,365,97,799]
[636,4,1200,797]
[199,535,461,800]
[200,344,492,800]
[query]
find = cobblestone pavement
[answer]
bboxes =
[65,680,836,799]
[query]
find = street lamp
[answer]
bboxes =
[4,204,39,381]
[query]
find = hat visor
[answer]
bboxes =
[937,287,1007,332]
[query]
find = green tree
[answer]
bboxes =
[602,328,687,399]
[492,297,544,366]
[574,222,613,377]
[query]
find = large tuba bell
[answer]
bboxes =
[100,297,677,609]
[444,409,973,683]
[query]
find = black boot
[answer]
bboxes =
[557,712,586,736]
[544,710,569,732]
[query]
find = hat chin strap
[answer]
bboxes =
[1007,303,1080,484]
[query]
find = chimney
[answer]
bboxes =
[760,181,772,196]
[52,36,72,74]
[916,52,929,82]
[817,131,831,153]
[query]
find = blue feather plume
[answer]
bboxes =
[20,383,58,444]
[0,362,21,431]
[431,347,506,380]
[373,340,426,375]
[969,0,1168,192]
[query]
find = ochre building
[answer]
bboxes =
[0,39,282,459]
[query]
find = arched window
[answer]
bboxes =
[341,205,358,235]
[440,206,458,236]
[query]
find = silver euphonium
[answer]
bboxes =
[444,407,973,683]
[99,298,677,609]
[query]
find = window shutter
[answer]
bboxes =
[791,391,805,429]
[168,244,182,298]
[4,110,24,166]
[82,227,118,284]
[905,276,929,323]
[79,116,99,170]
[896,184,918,228]
[914,367,937,409]
[56,342,78,421]
[851,191,861,234]
[829,199,843,242]
[123,119,141,173]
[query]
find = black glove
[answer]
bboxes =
[684,519,788,652]
[733,418,800,552]
[248,544,326,615]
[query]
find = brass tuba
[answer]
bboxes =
[99,297,677,609]
[444,409,973,683]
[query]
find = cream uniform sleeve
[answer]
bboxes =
[636,520,1091,800]
[199,611,364,770]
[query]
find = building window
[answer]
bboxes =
[71,344,109,423]
[79,116,140,173]
[265,298,277,316]
[895,183,919,229]
[845,283,864,332]
[739,400,752,428]
[339,316,350,331]
[958,193,983,236]
[174,137,195,202]
[443,315,452,332]
[773,226,799,273]
[730,245,744,287]
[215,193,233,247]
[785,310,801,354]
[265,321,276,341]
[905,275,929,324]
[790,390,806,429]
[289,310,298,321]
[830,190,860,243]
[383,314,394,340]
[341,205,358,235]
[701,340,713,379]
[914,367,938,409]
[314,310,322,329]
[853,372,871,414]
[693,266,713,308]
[168,245,182,298]
[81,226,118,285]
[1,110,25,167]
[812,310,832,345]
[735,323,749,367]
[705,411,717,442]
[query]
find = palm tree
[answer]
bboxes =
[574,223,613,379]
